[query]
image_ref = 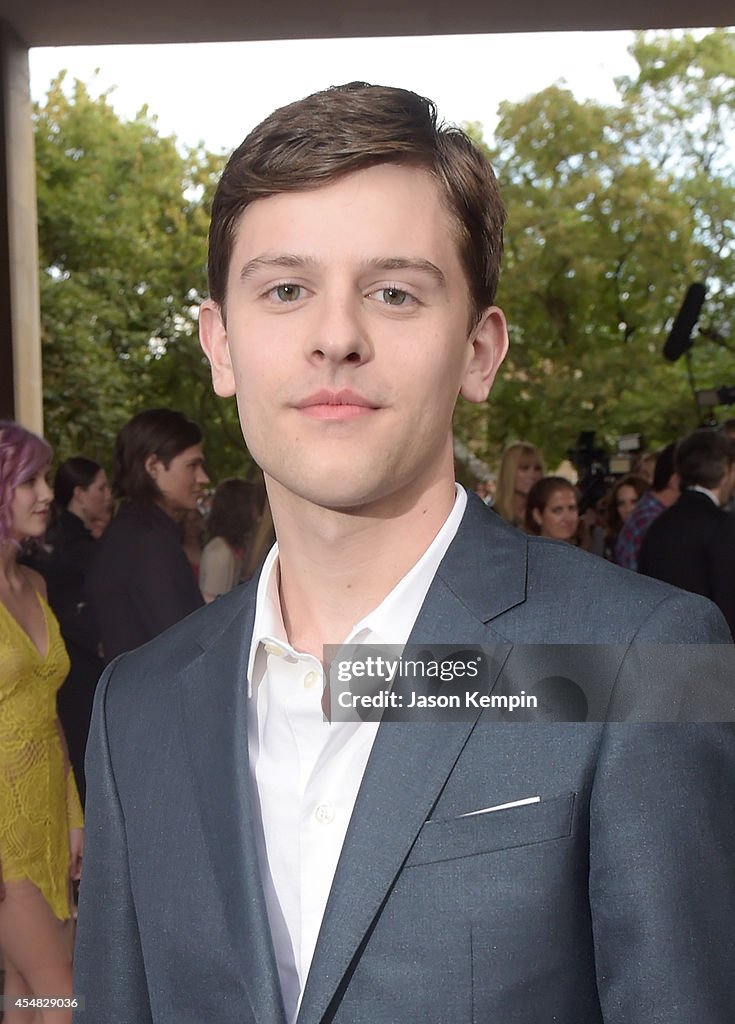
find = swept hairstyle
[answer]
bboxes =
[207,82,506,326]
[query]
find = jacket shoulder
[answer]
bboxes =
[453,496,730,643]
[527,536,730,642]
[99,580,256,714]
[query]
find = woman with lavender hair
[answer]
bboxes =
[0,422,83,1024]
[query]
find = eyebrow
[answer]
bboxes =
[239,254,318,281]
[364,257,446,286]
[238,254,446,287]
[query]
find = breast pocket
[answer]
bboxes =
[404,792,575,867]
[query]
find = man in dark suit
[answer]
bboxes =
[73,84,735,1024]
[639,428,735,637]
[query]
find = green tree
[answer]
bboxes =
[36,35,735,483]
[455,29,735,472]
[35,74,249,480]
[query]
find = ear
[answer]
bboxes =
[144,453,161,481]
[199,299,237,398]
[531,507,543,528]
[72,484,86,504]
[459,306,509,404]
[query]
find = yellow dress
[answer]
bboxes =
[0,591,84,921]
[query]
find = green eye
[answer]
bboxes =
[275,284,301,302]
[382,288,408,305]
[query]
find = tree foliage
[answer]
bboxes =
[35,74,249,480]
[456,28,735,470]
[35,33,735,481]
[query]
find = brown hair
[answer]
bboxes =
[605,474,648,536]
[207,82,505,324]
[205,478,259,550]
[676,429,734,490]
[525,477,577,536]
[113,408,202,504]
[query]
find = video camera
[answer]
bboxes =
[568,431,644,514]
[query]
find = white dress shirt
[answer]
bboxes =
[689,484,720,506]
[246,485,467,1023]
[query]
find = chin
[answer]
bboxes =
[18,524,46,541]
[260,440,449,514]
[268,467,396,513]
[302,483,386,512]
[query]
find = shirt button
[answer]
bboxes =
[314,803,335,825]
[264,642,284,657]
[304,670,319,690]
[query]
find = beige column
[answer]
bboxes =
[0,19,42,430]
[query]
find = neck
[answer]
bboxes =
[153,498,182,523]
[653,484,679,508]
[67,498,87,527]
[0,538,21,584]
[268,475,458,656]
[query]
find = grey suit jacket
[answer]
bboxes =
[73,495,735,1023]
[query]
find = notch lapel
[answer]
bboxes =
[177,586,287,1024]
[297,499,527,1024]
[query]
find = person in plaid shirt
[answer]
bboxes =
[615,441,679,570]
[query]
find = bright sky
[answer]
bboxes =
[29,31,643,153]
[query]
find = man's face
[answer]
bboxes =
[200,164,508,513]
[146,444,209,518]
[721,462,735,505]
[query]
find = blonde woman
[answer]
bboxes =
[492,441,544,528]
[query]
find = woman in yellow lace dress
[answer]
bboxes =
[0,423,84,1024]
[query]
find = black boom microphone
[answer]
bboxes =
[663,282,706,362]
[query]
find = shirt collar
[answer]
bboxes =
[246,485,467,694]
[689,484,720,507]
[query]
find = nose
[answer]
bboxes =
[40,477,53,503]
[308,291,372,368]
[197,466,210,486]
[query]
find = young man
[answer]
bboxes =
[87,408,208,662]
[74,84,735,1024]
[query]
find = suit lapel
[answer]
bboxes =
[177,583,287,1024]
[297,498,526,1024]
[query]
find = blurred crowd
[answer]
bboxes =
[2,408,735,1022]
[0,410,272,1023]
[476,424,735,637]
